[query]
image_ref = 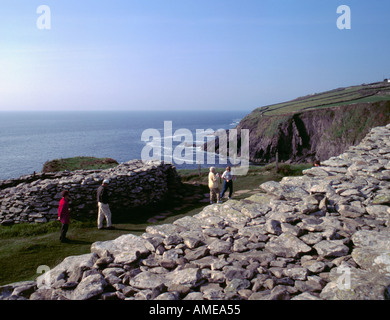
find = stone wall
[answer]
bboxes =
[0,160,183,225]
[1,124,389,300]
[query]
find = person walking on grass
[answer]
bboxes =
[208,167,222,204]
[58,190,70,243]
[220,166,235,200]
[97,179,114,230]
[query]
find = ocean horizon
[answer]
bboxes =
[0,110,250,180]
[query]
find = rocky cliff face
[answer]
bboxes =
[1,123,389,301]
[236,101,390,164]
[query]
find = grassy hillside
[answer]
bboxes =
[245,81,390,118]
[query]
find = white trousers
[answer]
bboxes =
[98,202,112,229]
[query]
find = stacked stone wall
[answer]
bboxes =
[0,160,182,225]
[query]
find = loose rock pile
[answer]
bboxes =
[0,160,182,225]
[1,124,389,300]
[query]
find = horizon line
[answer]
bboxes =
[0,109,253,112]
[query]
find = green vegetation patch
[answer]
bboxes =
[42,156,118,173]
[326,101,390,143]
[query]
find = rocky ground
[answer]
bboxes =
[1,124,389,300]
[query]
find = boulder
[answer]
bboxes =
[351,230,390,275]
[313,240,350,258]
[265,233,312,258]
[91,234,150,265]
[320,266,390,300]
[72,274,107,300]
[36,253,98,289]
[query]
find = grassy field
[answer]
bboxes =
[0,163,311,286]
[245,82,390,118]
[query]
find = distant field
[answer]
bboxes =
[248,82,390,117]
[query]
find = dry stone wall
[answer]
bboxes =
[0,160,182,225]
[1,124,390,300]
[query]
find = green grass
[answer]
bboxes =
[0,218,154,285]
[178,163,312,196]
[0,163,312,286]
[247,82,390,117]
[42,156,118,173]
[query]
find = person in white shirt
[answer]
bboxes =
[208,167,221,204]
[220,166,234,200]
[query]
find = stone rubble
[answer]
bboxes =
[1,124,390,300]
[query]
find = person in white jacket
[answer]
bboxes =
[208,167,221,204]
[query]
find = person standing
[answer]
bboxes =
[58,190,70,243]
[208,167,221,204]
[97,179,114,230]
[220,166,234,200]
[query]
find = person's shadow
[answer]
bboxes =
[107,226,145,233]
[62,239,92,245]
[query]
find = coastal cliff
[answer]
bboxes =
[231,82,390,164]
[1,123,389,300]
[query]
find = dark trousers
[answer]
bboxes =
[60,223,69,242]
[221,180,233,198]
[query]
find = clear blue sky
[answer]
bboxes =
[0,0,389,111]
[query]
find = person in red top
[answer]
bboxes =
[58,190,70,243]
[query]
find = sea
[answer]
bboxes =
[0,110,249,180]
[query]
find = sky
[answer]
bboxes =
[0,0,389,111]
